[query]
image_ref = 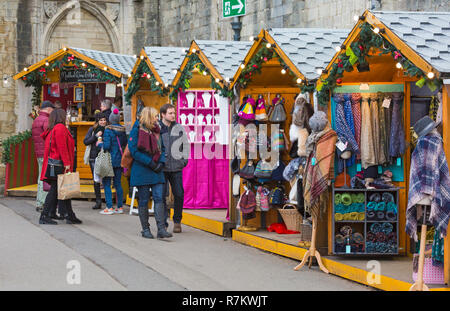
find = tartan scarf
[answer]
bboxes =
[369,93,382,165]
[351,93,362,160]
[406,131,450,241]
[303,128,337,219]
[138,122,162,162]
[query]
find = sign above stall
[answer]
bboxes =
[223,0,245,18]
[60,67,98,83]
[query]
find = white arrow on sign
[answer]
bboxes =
[232,0,244,13]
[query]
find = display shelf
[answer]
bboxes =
[332,186,399,256]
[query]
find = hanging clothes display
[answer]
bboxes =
[377,92,390,166]
[360,94,376,169]
[389,92,406,159]
[406,129,450,241]
[369,93,381,165]
[350,93,362,160]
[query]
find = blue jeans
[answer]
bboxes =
[103,167,123,209]
[137,184,164,231]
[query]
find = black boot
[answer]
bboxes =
[39,212,57,225]
[155,203,173,239]
[65,201,82,224]
[138,203,154,239]
[49,211,65,220]
[92,182,102,210]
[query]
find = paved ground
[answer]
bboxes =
[0,197,372,291]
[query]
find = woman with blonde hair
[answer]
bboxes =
[128,106,171,239]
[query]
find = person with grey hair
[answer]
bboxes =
[100,99,112,121]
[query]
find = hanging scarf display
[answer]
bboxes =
[350,93,362,160]
[377,92,389,166]
[389,92,406,158]
[369,93,382,165]
[360,94,376,169]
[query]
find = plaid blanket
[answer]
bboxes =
[304,128,337,218]
[406,131,450,241]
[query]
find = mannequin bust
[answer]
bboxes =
[340,150,352,160]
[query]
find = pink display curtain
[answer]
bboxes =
[182,145,229,209]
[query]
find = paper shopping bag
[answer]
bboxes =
[58,172,81,200]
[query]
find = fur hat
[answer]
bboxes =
[308,111,328,132]
[109,108,120,124]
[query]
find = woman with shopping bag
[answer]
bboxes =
[83,112,107,210]
[97,109,128,215]
[128,106,172,239]
[39,108,82,225]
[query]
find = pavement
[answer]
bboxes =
[0,197,373,291]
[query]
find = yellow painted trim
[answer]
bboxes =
[232,230,431,291]
[170,209,225,236]
[13,49,66,80]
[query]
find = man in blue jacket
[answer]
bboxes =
[159,104,190,233]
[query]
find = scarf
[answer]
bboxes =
[351,93,362,160]
[360,94,376,169]
[377,92,388,165]
[369,93,382,165]
[389,92,406,158]
[138,122,161,162]
[94,125,105,135]
[406,131,450,241]
[303,127,337,219]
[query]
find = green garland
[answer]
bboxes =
[316,22,443,106]
[124,60,169,106]
[1,130,32,164]
[169,52,233,100]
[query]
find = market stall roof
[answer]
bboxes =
[231,28,349,88]
[371,11,450,76]
[125,46,186,89]
[172,40,253,88]
[321,10,450,81]
[13,47,134,80]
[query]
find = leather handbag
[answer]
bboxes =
[239,160,256,180]
[45,131,64,179]
[120,145,133,177]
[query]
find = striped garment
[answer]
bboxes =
[351,93,362,160]
[406,131,450,241]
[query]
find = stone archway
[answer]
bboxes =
[41,0,120,55]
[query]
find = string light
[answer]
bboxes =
[133,54,137,59]
[81,62,86,67]
[296,78,302,84]
[155,81,160,86]
[202,71,207,76]
[45,62,50,66]
[23,67,28,72]
[172,69,177,74]
[63,47,68,51]
[225,77,230,83]
[215,78,220,83]
[103,66,108,71]
[335,46,341,52]
[396,62,402,69]
[128,73,132,78]
[316,68,323,75]
[281,68,287,74]
[192,48,197,53]
[165,83,169,88]
[140,55,145,60]
[240,63,245,69]
[373,27,380,34]
[266,43,272,48]
[427,72,435,79]
[249,36,254,42]
[353,15,359,22]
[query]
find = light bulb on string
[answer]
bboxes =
[215,78,220,83]
[45,62,50,66]
[335,46,341,52]
[266,43,271,48]
[373,27,380,34]
[202,71,207,76]
[396,62,402,69]
[427,72,435,79]
[353,15,359,22]
[155,81,160,86]
[192,48,197,53]
[281,68,287,75]
[316,68,323,75]
[249,36,254,42]
[240,63,245,69]
[296,78,302,84]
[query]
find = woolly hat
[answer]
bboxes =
[308,111,328,132]
[109,108,120,124]
[95,112,107,122]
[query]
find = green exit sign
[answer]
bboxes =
[223,0,246,18]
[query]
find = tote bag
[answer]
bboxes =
[94,149,114,178]
[57,172,81,200]
[83,145,91,165]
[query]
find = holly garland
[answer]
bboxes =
[124,60,169,106]
[1,130,32,164]
[169,52,233,100]
[316,21,443,106]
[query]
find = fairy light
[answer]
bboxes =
[202,71,207,76]
[165,83,169,88]
[353,15,359,22]
[155,81,160,86]
[192,48,197,53]
[103,66,108,71]
[335,46,341,52]
[45,61,50,66]
[396,62,402,69]
[296,78,302,84]
[140,55,145,60]
[81,62,86,67]
[266,43,272,48]
[427,72,435,79]
[240,63,245,69]
[316,68,323,75]
[249,36,254,42]
[172,69,177,74]
[215,78,220,83]
[128,73,132,78]
[225,77,230,83]
[373,27,380,34]
[133,54,137,59]
[281,68,286,74]
[24,67,28,72]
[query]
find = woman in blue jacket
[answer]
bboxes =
[128,106,172,239]
[98,108,127,215]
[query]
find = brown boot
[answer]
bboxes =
[173,223,182,233]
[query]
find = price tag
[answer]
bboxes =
[311,157,317,166]
[359,83,370,90]
[378,165,382,174]
[382,98,391,109]
[397,157,401,166]
[357,163,362,172]
[346,245,351,254]
[336,140,348,152]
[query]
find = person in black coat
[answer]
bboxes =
[83,112,107,209]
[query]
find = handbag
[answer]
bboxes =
[94,149,114,178]
[45,130,64,179]
[116,136,130,176]
[83,144,91,165]
[239,160,256,180]
[231,144,240,174]
[57,172,81,200]
[269,185,286,206]
[269,97,287,123]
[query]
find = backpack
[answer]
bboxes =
[269,185,286,206]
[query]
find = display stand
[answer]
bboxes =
[409,203,431,291]
[294,214,329,274]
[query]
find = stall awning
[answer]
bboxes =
[371,11,450,76]
[13,47,134,81]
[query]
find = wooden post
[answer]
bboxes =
[409,205,430,291]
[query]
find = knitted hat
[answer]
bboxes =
[95,112,106,122]
[413,115,437,138]
[308,111,328,132]
[41,100,54,109]
[109,108,120,124]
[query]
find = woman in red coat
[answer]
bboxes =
[39,108,81,225]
